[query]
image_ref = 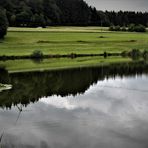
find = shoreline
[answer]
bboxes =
[0,52,122,61]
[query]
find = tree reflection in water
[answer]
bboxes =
[0,61,148,109]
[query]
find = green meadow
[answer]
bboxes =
[0,27,148,56]
[0,27,147,72]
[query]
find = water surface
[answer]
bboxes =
[0,62,148,148]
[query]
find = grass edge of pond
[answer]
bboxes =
[7,58,132,74]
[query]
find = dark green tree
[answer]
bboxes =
[0,9,8,38]
[1,0,148,27]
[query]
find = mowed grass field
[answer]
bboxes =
[0,27,147,72]
[0,27,148,56]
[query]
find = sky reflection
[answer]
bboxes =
[0,75,148,148]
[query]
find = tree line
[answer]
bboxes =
[0,0,148,38]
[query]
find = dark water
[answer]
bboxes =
[0,61,148,148]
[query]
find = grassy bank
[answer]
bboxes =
[0,57,132,73]
[0,27,148,57]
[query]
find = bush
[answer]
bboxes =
[114,25,121,31]
[121,51,128,57]
[0,9,8,39]
[109,25,121,31]
[128,24,135,32]
[128,24,146,32]
[121,26,127,31]
[109,24,146,32]
[134,24,146,32]
[143,50,148,60]
[109,26,114,31]
[128,49,142,60]
[31,50,44,58]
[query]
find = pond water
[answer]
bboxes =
[0,61,148,148]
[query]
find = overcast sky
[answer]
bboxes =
[85,0,148,12]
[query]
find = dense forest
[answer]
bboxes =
[0,0,148,28]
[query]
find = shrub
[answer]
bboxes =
[109,25,121,31]
[128,24,135,32]
[114,25,121,31]
[128,24,146,32]
[121,51,128,57]
[31,50,44,58]
[128,49,142,60]
[143,50,148,60]
[121,26,127,31]
[109,26,114,31]
[134,24,146,32]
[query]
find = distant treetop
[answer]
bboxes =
[0,0,148,27]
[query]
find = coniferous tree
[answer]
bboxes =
[0,8,8,38]
[0,0,148,27]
